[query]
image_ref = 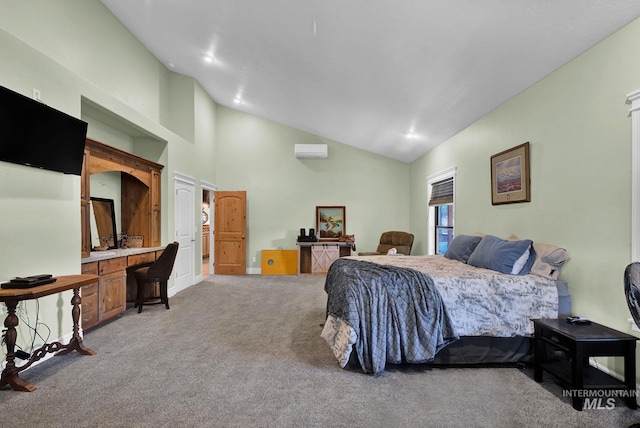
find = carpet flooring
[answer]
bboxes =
[0,274,638,427]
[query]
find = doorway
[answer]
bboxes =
[201,183,216,279]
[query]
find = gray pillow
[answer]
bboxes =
[444,235,482,263]
[467,235,533,275]
[530,243,569,279]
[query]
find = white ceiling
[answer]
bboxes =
[101,1,640,163]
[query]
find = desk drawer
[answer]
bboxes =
[82,308,98,330]
[82,262,98,275]
[81,291,99,312]
[81,282,98,297]
[98,257,127,275]
[128,252,156,266]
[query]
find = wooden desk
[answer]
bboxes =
[0,274,98,392]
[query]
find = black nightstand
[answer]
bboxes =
[533,318,638,411]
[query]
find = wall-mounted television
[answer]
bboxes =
[0,85,88,176]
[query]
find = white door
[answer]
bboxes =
[174,174,195,291]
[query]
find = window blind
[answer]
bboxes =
[428,177,453,206]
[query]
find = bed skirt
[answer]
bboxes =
[345,336,533,369]
[429,336,532,365]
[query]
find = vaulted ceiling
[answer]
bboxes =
[101,1,640,162]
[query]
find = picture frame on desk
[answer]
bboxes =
[316,206,345,241]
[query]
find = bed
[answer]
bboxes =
[320,234,571,376]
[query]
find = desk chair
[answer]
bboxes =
[132,242,179,313]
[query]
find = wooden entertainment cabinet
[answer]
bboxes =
[80,138,163,258]
[80,139,164,329]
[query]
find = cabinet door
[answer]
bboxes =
[150,169,161,247]
[100,270,126,322]
[202,224,210,257]
[80,149,91,258]
[151,208,161,247]
[151,170,161,210]
[311,245,339,274]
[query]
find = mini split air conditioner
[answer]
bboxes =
[294,144,328,158]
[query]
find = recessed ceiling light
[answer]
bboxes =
[404,123,425,140]
[405,131,418,139]
[203,56,213,63]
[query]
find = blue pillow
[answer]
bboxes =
[467,235,533,275]
[518,245,536,275]
[444,235,482,263]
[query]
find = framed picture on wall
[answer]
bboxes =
[491,142,530,205]
[316,206,345,240]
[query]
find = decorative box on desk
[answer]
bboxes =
[297,241,353,274]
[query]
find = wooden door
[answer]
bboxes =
[214,191,247,275]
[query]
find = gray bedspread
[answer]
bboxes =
[351,255,560,336]
[324,258,459,376]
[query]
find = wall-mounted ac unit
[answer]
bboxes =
[294,144,328,158]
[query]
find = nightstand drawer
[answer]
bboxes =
[538,328,573,353]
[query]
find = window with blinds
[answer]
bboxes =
[428,177,453,206]
[429,177,454,254]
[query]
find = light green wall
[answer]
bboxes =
[0,0,164,122]
[411,17,640,376]
[0,23,89,359]
[0,0,215,359]
[215,106,410,269]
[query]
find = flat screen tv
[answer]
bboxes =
[0,85,88,175]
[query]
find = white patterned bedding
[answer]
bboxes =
[321,258,459,375]
[346,254,560,337]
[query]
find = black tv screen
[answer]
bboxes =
[0,85,88,175]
